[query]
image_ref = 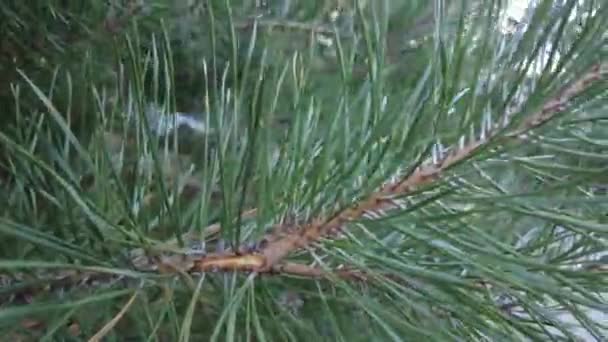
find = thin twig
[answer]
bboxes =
[88,291,139,342]
[234,18,334,35]
[272,262,370,281]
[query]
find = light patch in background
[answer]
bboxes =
[501,0,558,74]
[502,0,530,32]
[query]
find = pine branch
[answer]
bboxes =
[163,62,608,274]
[3,2,607,339]
[5,63,604,299]
[510,62,608,137]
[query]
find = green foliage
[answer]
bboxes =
[0,0,607,340]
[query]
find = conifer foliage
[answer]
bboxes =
[0,0,607,340]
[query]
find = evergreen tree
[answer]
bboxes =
[0,0,606,340]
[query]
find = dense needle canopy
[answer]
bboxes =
[0,1,607,341]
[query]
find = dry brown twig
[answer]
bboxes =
[234,18,335,35]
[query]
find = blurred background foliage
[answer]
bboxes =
[0,0,461,127]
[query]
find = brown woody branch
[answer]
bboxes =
[179,62,607,274]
